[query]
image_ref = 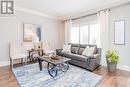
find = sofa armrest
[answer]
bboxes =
[86,54,101,71]
[97,48,102,54]
[56,49,63,55]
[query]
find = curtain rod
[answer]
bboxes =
[67,9,110,21]
[65,2,130,21]
[71,13,97,21]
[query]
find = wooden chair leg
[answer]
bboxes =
[26,57,28,64]
[21,58,23,65]
[25,57,27,65]
[10,58,12,68]
[11,59,13,69]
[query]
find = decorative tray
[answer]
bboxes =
[51,55,60,60]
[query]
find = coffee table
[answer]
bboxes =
[38,55,71,77]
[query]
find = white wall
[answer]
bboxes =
[0,10,61,66]
[59,21,65,48]
[109,4,130,69]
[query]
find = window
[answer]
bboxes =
[71,26,79,43]
[80,26,89,44]
[90,24,100,46]
[71,24,100,47]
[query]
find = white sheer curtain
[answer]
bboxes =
[97,9,110,65]
[65,20,72,44]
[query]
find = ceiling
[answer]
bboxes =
[16,0,129,19]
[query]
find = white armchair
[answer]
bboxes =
[10,42,28,69]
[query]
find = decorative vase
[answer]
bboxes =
[106,59,117,73]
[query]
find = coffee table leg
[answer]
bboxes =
[47,63,57,77]
[38,58,42,71]
[61,62,69,72]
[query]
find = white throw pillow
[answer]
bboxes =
[82,46,96,56]
[62,44,71,53]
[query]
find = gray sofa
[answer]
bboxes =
[56,43,102,71]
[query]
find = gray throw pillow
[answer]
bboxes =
[78,48,85,55]
[71,47,79,54]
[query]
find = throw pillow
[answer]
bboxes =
[82,46,96,56]
[71,47,79,54]
[78,48,85,55]
[62,44,71,53]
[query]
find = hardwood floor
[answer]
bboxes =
[0,63,130,87]
[94,66,130,87]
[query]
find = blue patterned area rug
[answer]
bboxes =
[13,63,102,87]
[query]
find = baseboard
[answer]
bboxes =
[0,61,10,67]
[117,65,130,71]
[101,63,130,72]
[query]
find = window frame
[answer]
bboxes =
[71,23,100,46]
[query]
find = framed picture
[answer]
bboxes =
[114,20,125,45]
[23,23,41,42]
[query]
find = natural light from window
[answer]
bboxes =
[71,24,100,47]
[90,24,100,46]
[71,26,79,43]
[80,26,89,44]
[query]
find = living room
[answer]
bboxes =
[0,0,130,87]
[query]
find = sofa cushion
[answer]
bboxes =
[71,47,79,54]
[61,52,88,62]
[62,44,71,53]
[82,46,96,56]
[78,48,85,55]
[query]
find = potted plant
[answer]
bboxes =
[106,50,119,73]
